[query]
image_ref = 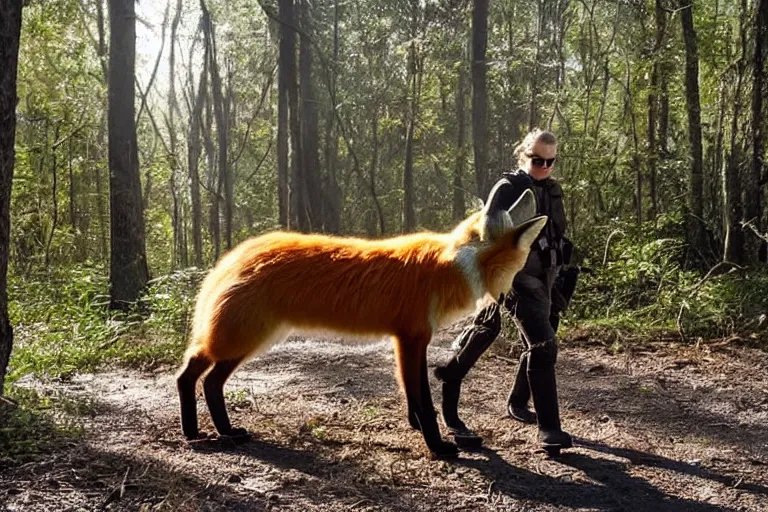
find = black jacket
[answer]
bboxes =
[492,170,567,251]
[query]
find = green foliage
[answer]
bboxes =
[0,387,85,466]
[6,264,205,388]
[569,216,768,345]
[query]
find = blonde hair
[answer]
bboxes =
[514,128,557,168]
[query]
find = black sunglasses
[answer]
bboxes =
[527,155,557,168]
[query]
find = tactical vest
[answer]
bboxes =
[501,170,568,266]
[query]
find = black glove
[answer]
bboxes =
[551,266,581,314]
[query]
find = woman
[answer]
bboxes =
[434,128,573,453]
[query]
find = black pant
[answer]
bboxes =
[436,251,566,437]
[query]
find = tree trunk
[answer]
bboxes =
[454,60,467,222]
[284,0,304,232]
[368,107,385,235]
[201,0,231,250]
[108,0,149,309]
[528,0,543,131]
[472,0,490,199]
[0,0,21,392]
[45,125,60,269]
[402,0,419,233]
[322,0,341,234]
[679,0,706,259]
[203,87,219,260]
[724,0,749,264]
[169,0,183,268]
[277,0,292,228]
[299,0,321,231]
[748,0,768,262]
[188,37,208,268]
[647,0,666,220]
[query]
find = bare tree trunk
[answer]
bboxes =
[454,60,467,222]
[647,0,666,220]
[188,35,208,267]
[45,125,60,268]
[201,0,231,249]
[472,0,490,198]
[202,87,219,259]
[299,0,321,231]
[748,0,768,262]
[724,0,748,264]
[368,107,385,235]
[277,0,292,228]
[402,0,418,233]
[284,0,305,232]
[679,0,706,259]
[168,0,182,268]
[322,0,341,233]
[528,0,542,131]
[95,0,109,261]
[0,0,21,392]
[68,138,77,231]
[108,0,150,309]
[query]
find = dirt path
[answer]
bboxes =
[2,324,768,511]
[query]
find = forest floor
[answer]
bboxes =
[2,321,768,511]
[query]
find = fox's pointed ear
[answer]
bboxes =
[484,178,514,214]
[508,188,537,226]
[512,215,548,250]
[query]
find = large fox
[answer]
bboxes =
[176,182,546,459]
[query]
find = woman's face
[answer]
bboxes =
[522,141,557,181]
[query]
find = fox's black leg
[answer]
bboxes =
[203,357,250,439]
[177,354,213,440]
[395,337,458,459]
[407,354,439,431]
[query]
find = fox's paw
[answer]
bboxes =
[429,440,459,460]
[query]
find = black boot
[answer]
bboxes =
[440,380,483,449]
[527,366,572,450]
[506,353,537,424]
[433,303,501,449]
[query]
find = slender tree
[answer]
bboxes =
[201,0,231,250]
[471,0,489,198]
[188,35,208,267]
[0,0,21,391]
[724,0,748,264]
[299,0,321,231]
[277,0,292,228]
[748,0,768,262]
[402,0,419,232]
[679,0,706,259]
[108,0,150,309]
